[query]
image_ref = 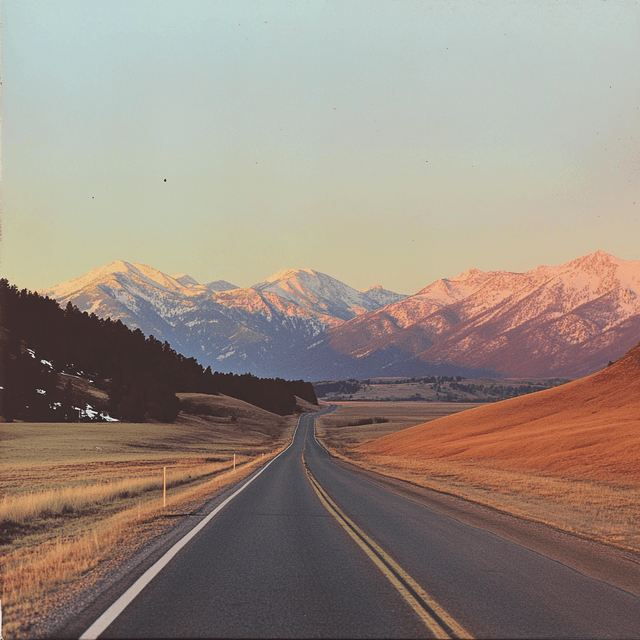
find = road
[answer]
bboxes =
[80,410,640,639]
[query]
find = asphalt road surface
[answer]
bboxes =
[80,410,640,639]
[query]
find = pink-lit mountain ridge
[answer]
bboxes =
[40,251,640,380]
[324,250,640,379]
[40,262,406,378]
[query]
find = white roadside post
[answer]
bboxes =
[79,415,304,640]
[233,453,236,470]
[163,467,167,508]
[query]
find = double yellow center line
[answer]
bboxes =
[303,459,473,639]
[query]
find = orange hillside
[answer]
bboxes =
[357,342,640,483]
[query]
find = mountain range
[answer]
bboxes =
[40,250,640,380]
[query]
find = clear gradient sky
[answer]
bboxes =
[1,1,639,295]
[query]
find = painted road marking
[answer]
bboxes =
[79,416,304,640]
[304,459,473,639]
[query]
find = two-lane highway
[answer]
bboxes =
[80,411,640,638]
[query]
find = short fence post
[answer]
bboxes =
[233,453,236,470]
[163,466,167,508]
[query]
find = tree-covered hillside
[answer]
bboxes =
[0,279,317,422]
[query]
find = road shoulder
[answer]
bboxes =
[331,456,640,598]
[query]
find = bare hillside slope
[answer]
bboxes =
[358,341,640,483]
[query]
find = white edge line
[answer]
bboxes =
[79,416,304,640]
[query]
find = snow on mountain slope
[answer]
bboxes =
[38,251,640,380]
[42,261,193,302]
[359,285,408,307]
[324,250,640,378]
[171,274,200,287]
[39,262,404,378]
[168,274,239,291]
[251,268,403,320]
[206,280,239,292]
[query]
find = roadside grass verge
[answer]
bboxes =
[1,453,274,603]
[1,450,285,639]
[0,411,298,639]
[0,457,248,525]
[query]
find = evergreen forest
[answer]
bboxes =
[0,279,317,422]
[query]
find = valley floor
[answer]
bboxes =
[3,399,637,637]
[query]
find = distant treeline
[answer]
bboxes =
[313,376,569,403]
[313,380,362,397]
[338,417,389,427]
[0,279,317,422]
[313,376,464,397]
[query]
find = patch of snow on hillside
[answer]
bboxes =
[86,298,104,314]
[72,403,119,422]
[110,287,140,314]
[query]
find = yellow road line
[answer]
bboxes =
[303,459,473,639]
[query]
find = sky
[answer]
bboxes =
[1,0,639,296]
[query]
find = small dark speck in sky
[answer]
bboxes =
[164,179,167,182]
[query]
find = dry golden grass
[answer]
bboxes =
[0,457,249,525]
[316,401,480,448]
[0,393,300,638]
[1,454,279,609]
[318,345,640,553]
[358,350,640,484]
[328,451,640,551]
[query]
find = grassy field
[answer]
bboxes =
[0,394,301,638]
[315,377,569,403]
[316,397,640,554]
[315,401,481,449]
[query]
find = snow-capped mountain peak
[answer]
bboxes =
[325,250,640,378]
[206,280,239,292]
[251,268,402,320]
[41,261,190,303]
[360,285,408,307]
[452,267,484,281]
[171,274,200,287]
[37,250,640,380]
[259,268,319,284]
